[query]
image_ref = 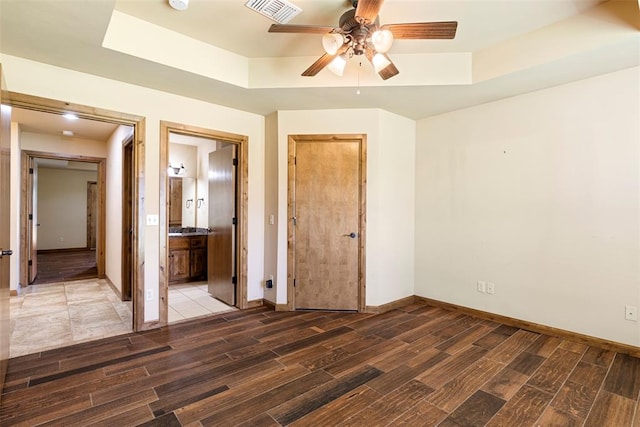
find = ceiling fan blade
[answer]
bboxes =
[365,48,399,80]
[355,0,384,24]
[381,21,458,39]
[302,44,349,76]
[269,24,337,34]
[302,53,336,76]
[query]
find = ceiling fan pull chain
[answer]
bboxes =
[356,61,362,95]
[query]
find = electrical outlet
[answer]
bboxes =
[487,282,495,295]
[145,289,153,301]
[477,281,486,293]
[625,305,637,321]
[265,279,273,289]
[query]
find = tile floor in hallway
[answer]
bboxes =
[9,280,235,358]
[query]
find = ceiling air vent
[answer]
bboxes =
[244,0,302,24]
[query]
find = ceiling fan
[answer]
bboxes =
[268,0,458,80]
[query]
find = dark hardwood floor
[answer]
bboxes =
[32,249,97,285]
[2,301,639,426]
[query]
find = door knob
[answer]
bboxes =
[1,249,13,256]
[343,232,357,239]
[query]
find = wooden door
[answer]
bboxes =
[86,181,97,249]
[0,66,13,393]
[27,157,37,283]
[290,135,365,311]
[207,144,236,306]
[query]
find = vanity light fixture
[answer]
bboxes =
[168,163,186,175]
[62,113,79,120]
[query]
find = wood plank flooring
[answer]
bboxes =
[2,301,640,426]
[32,249,97,285]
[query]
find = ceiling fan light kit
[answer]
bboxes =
[371,29,393,53]
[322,33,344,56]
[328,54,348,77]
[268,0,457,80]
[372,53,391,73]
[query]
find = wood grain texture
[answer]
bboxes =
[584,390,636,427]
[288,134,367,312]
[3,301,640,426]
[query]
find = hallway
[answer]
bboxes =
[10,279,237,358]
[9,279,132,358]
[31,249,98,285]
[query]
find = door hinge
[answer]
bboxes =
[232,158,238,166]
[28,214,33,220]
[29,168,34,175]
[293,279,296,287]
[28,260,33,266]
[232,217,237,225]
[232,276,237,285]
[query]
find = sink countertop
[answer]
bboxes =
[169,232,208,237]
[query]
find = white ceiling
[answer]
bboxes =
[1,0,638,124]
[11,107,121,142]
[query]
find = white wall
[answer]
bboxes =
[4,55,265,321]
[21,132,107,158]
[275,109,416,307]
[36,168,98,250]
[263,112,278,304]
[105,125,133,294]
[415,67,640,346]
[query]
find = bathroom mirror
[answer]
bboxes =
[169,139,198,228]
[169,176,196,227]
[181,177,196,227]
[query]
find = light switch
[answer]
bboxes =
[146,214,159,226]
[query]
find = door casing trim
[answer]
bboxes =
[21,151,106,281]
[3,91,147,331]
[159,121,249,320]
[287,134,367,312]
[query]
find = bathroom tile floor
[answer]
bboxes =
[168,281,237,323]
[9,280,235,358]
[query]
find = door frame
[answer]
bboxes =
[4,91,147,331]
[287,134,367,312]
[159,121,249,320]
[21,151,106,281]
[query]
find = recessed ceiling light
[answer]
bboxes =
[63,113,79,120]
[62,130,74,137]
[169,0,189,11]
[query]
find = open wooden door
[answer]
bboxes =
[87,181,97,250]
[0,65,13,394]
[207,144,236,306]
[122,138,133,301]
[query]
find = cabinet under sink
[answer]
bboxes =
[169,234,207,284]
